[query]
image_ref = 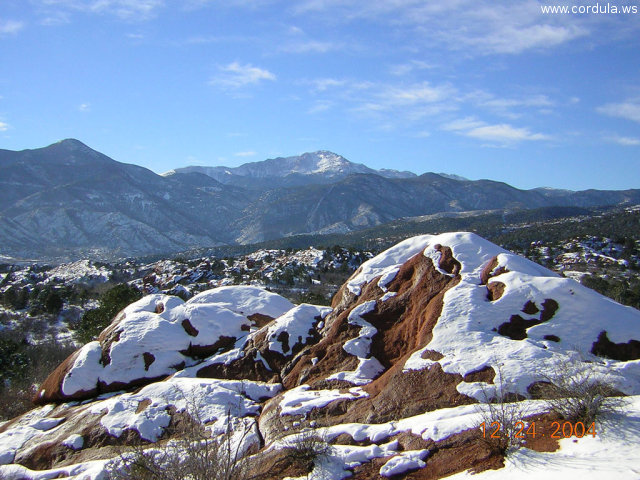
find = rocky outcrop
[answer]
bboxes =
[2,232,640,480]
[34,287,294,404]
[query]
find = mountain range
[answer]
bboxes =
[1,139,639,261]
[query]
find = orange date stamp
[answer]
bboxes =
[480,421,597,439]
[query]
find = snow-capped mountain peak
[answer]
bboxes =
[165,150,417,183]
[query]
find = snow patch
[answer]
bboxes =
[279,385,368,416]
[327,300,384,385]
[266,304,331,355]
[380,449,430,477]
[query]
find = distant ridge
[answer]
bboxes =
[1,139,639,260]
[164,150,417,188]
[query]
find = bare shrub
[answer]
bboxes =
[284,426,333,466]
[475,366,529,454]
[0,383,37,421]
[539,353,627,424]
[107,389,253,480]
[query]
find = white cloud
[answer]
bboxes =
[389,60,433,76]
[312,78,344,91]
[443,116,549,143]
[280,40,338,54]
[383,82,453,105]
[476,93,554,110]
[597,99,640,123]
[234,150,256,157]
[347,81,455,118]
[475,23,586,55]
[40,12,71,25]
[605,134,640,146]
[308,101,332,114]
[442,117,485,131]
[36,0,164,21]
[78,103,91,112]
[0,20,25,35]
[290,0,593,56]
[0,121,10,131]
[209,62,276,89]
[465,91,556,118]
[288,25,304,35]
[185,0,273,9]
[466,124,549,141]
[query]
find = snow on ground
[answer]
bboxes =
[318,400,549,447]
[284,396,640,479]
[350,232,640,399]
[327,300,385,386]
[447,395,640,480]
[347,235,436,295]
[90,377,279,441]
[3,233,640,480]
[0,459,110,480]
[187,286,294,318]
[0,404,59,465]
[278,385,368,416]
[47,259,110,284]
[5,397,639,479]
[266,304,332,355]
[380,450,430,477]
[52,286,296,399]
[61,434,84,450]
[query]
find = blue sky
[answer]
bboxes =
[0,0,639,190]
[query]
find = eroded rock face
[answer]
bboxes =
[3,232,640,480]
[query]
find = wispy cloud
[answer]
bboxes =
[597,99,640,123]
[472,93,554,110]
[469,23,586,55]
[280,40,338,54]
[443,116,550,143]
[383,82,454,105]
[466,124,549,142]
[304,77,457,129]
[389,60,434,76]
[466,91,555,118]
[36,0,164,21]
[605,134,640,146]
[234,150,256,157]
[308,78,347,92]
[290,0,591,56]
[185,0,273,9]
[0,121,10,131]
[442,117,485,132]
[0,20,25,36]
[78,103,91,112]
[351,81,457,121]
[209,62,276,89]
[307,100,333,114]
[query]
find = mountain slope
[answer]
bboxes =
[1,140,639,260]
[1,233,639,479]
[234,173,640,243]
[0,140,249,259]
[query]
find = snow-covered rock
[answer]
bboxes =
[2,233,640,479]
